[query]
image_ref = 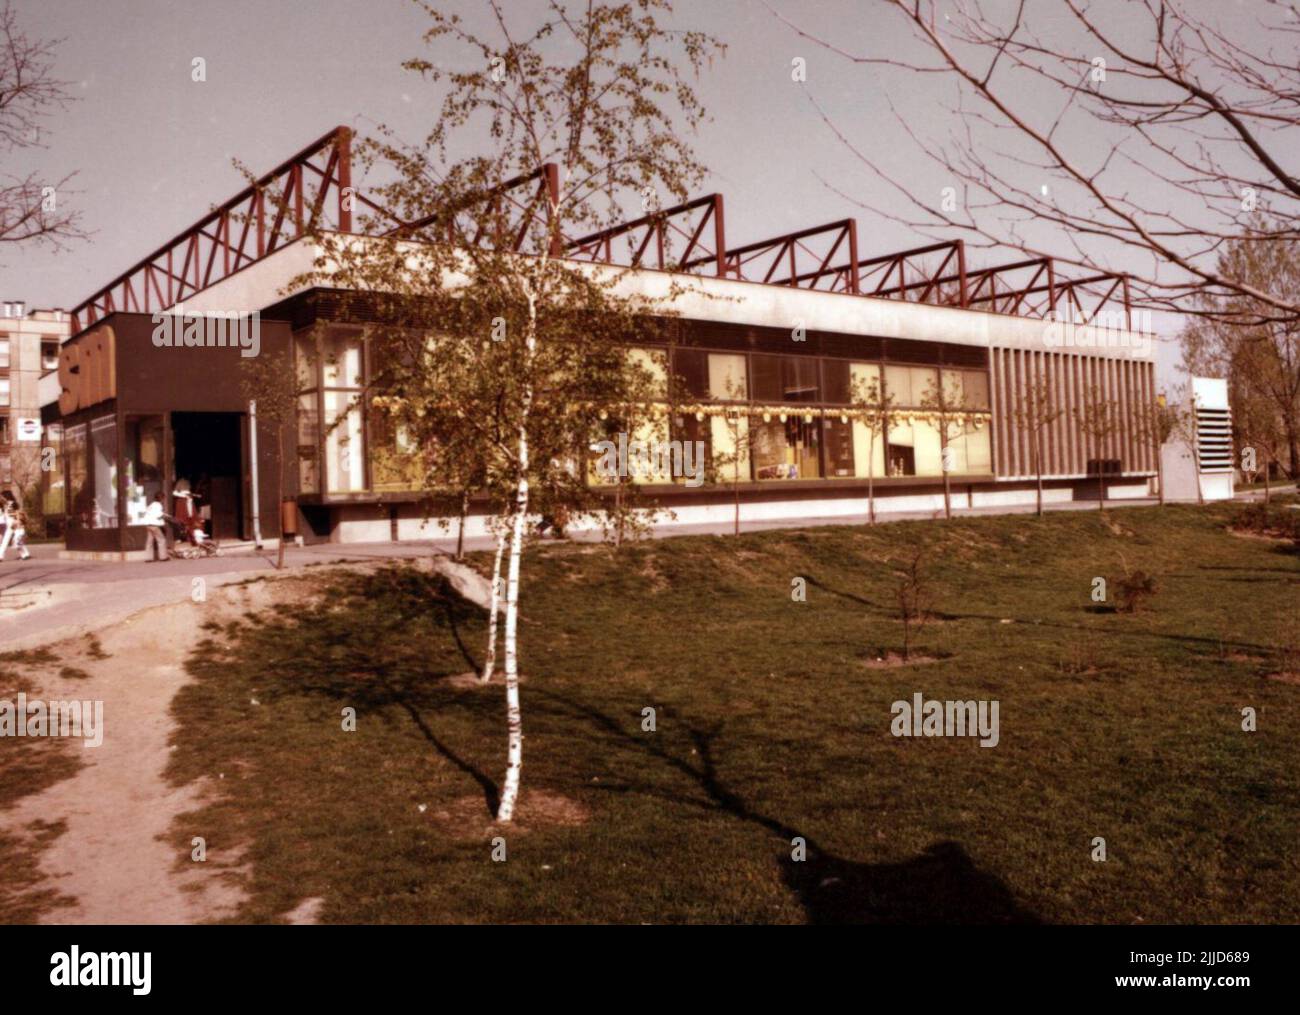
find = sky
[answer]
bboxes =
[6,0,1267,387]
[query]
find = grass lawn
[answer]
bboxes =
[167,500,1300,924]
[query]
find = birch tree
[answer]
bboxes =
[1074,384,1122,511]
[849,372,892,525]
[301,0,721,823]
[1009,376,1064,517]
[919,370,982,520]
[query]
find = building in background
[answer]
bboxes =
[0,301,70,503]
[49,127,1161,555]
[1159,377,1234,503]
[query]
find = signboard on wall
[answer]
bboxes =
[15,417,41,442]
[58,324,117,415]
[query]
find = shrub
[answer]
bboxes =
[1114,569,1159,613]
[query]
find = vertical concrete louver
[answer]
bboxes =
[989,347,1156,480]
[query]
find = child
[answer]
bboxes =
[143,494,169,562]
[0,497,18,561]
[9,508,30,561]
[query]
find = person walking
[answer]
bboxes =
[0,496,14,561]
[8,507,30,561]
[143,494,169,562]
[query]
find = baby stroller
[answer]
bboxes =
[168,488,221,558]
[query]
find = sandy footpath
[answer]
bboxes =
[2,582,291,924]
[2,555,490,924]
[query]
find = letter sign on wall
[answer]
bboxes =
[58,325,117,415]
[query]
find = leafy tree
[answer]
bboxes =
[919,371,982,520]
[1009,376,1065,517]
[0,1,84,256]
[849,371,893,524]
[707,377,756,538]
[1074,384,1122,511]
[299,0,722,823]
[1182,219,1300,482]
[894,548,930,662]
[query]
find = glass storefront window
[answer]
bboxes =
[324,391,365,493]
[89,415,118,529]
[295,333,318,390]
[822,360,852,404]
[43,423,65,517]
[672,348,710,399]
[823,417,855,477]
[886,418,944,477]
[65,424,89,531]
[122,416,166,525]
[849,363,887,479]
[670,413,712,483]
[628,347,669,400]
[885,365,938,408]
[710,411,751,484]
[707,353,748,402]
[298,451,319,496]
[947,421,993,474]
[752,415,820,481]
[751,354,819,403]
[369,401,425,492]
[322,330,364,388]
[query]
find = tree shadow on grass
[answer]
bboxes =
[539,690,1040,925]
[189,565,503,812]
[803,571,1283,657]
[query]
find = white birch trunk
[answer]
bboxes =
[497,446,530,822]
[480,525,508,683]
[497,289,537,824]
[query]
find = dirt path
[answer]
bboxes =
[1,582,294,924]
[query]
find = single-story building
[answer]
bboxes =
[46,127,1166,556]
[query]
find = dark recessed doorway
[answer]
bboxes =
[172,411,244,540]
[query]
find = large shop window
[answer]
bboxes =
[885,365,938,407]
[65,424,88,531]
[849,363,886,479]
[43,423,65,517]
[123,416,166,525]
[320,329,367,495]
[753,414,821,480]
[296,393,320,494]
[665,345,991,485]
[325,391,365,493]
[751,354,819,403]
[946,420,993,474]
[369,401,424,492]
[708,354,749,482]
[89,415,118,529]
[322,330,365,387]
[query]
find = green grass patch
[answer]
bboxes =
[167,501,1300,924]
